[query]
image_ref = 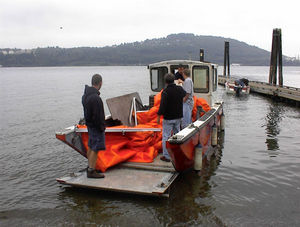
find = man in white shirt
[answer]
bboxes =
[182,69,194,128]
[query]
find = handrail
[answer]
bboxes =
[129,97,138,126]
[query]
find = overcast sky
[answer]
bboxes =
[0,0,299,57]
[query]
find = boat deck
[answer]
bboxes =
[120,154,175,172]
[56,154,178,197]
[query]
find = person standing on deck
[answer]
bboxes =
[182,68,194,128]
[157,73,186,162]
[82,74,106,178]
[175,64,185,82]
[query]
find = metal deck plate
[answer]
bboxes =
[57,166,178,197]
[120,154,175,172]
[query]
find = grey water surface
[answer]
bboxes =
[0,66,299,226]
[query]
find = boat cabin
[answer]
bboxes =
[148,60,218,106]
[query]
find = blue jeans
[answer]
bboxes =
[182,102,193,128]
[162,119,181,159]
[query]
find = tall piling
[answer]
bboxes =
[223,41,230,78]
[278,30,283,86]
[269,28,283,86]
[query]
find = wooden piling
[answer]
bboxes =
[223,41,230,77]
[269,31,277,84]
[278,30,283,86]
[269,28,283,86]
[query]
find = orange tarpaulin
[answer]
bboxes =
[192,96,211,121]
[80,91,210,172]
[79,124,162,173]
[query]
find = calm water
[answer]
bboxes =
[0,66,300,226]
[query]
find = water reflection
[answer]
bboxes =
[263,102,285,152]
[57,187,164,226]
[233,94,250,102]
[163,131,225,226]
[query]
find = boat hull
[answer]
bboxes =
[225,81,250,95]
[56,103,224,173]
[56,128,87,157]
[167,102,223,172]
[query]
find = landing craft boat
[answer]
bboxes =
[56,60,224,197]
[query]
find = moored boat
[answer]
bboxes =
[55,59,224,196]
[225,78,250,95]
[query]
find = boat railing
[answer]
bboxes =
[168,102,223,144]
[74,126,161,133]
[129,97,138,126]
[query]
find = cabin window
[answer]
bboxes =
[192,66,209,93]
[150,67,168,92]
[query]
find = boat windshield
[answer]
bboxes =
[150,67,168,91]
[192,65,209,93]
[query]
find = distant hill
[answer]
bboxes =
[1,33,299,67]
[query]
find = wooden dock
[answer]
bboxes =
[218,75,300,106]
[218,29,300,106]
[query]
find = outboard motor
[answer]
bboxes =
[234,79,244,96]
[240,78,249,86]
[234,85,242,96]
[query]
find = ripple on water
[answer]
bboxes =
[1,66,300,226]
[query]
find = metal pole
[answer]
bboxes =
[200,49,204,62]
[227,42,230,76]
[223,42,227,77]
[223,41,230,78]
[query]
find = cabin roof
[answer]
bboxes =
[148,60,217,68]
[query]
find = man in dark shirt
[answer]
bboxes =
[174,64,185,81]
[157,73,186,162]
[82,74,106,178]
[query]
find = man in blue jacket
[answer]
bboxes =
[157,73,186,162]
[82,74,106,178]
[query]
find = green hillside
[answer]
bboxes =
[0,33,299,67]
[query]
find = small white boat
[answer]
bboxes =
[225,78,250,95]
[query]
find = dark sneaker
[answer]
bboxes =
[95,169,103,174]
[83,166,103,174]
[160,156,171,162]
[87,169,105,178]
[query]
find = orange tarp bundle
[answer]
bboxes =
[80,91,210,172]
[79,124,162,173]
[192,96,211,121]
